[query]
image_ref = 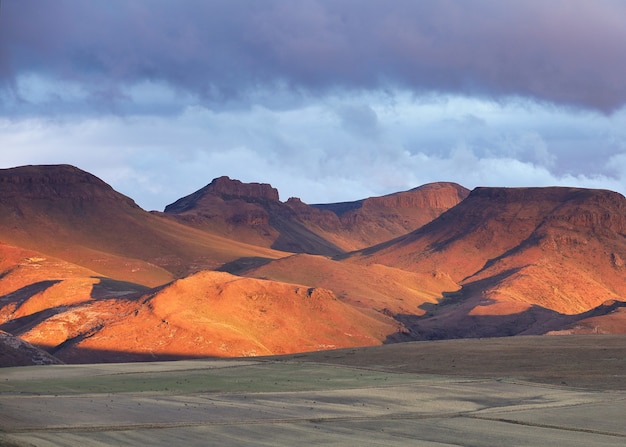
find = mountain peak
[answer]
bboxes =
[0,164,138,207]
[209,176,280,201]
[1,164,110,191]
[164,176,280,213]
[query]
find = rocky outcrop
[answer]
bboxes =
[165,176,279,214]
[313,182,468,216]
[209,176,280,201]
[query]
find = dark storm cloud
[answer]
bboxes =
[2,0,625,112]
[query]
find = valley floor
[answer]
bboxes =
[1,335,625,446]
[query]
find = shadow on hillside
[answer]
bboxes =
[0,305,68,336]
[384,299,626,343]
[90,276,152,299]
[47,346,218,364]
[0,280,61,309]
[0,268,14,281]
[269,215,345,256]
[217,257,276,275]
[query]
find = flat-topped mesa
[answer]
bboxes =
[468,186,626,233]
[164,176,280,214]
[0,164,138,207]
[209,176,279,201]
[1,164,111,192]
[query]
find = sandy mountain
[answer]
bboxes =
[0,242,394,361]
[241,253,458,340]
[345,186,626,338]
[0,165,286,286]
[163,177,468,255]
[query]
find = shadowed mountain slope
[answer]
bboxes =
[163,177,468,254]
[0,330,63,367]
[344,186,626,338]
[0,165,286,286]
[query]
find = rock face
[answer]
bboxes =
[0,164,140,218]
[165,176,280,213]
[1,164,122,193]
[315,182,468,216]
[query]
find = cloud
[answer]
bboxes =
[2,1,626,113]
[1,2,625,210]
[2,91,625,211]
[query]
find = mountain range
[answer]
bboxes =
[1,164,625,365]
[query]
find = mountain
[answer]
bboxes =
[162,176,468,255]
[2,164,626,362]
[344,186,626,338]
[0,165,286,286]
[162,176,344,256]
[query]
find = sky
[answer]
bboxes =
[1,1,625,211]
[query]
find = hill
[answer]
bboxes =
[3,269,392,363]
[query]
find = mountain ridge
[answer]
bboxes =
[163,175,469,253]
[2,164,626,364]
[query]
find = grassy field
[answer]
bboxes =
[1,335,626,446]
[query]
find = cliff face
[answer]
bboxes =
[209,176,280,201]
[165,176,279,214]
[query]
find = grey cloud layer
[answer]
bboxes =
[3,0,626,112]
